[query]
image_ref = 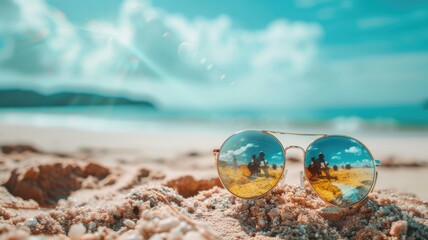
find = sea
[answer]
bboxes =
[0,104,427,135]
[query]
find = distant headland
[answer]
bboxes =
[0,89,156,109]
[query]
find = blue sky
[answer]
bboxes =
[153,0,428,56]
[305,136,374,168]
[219,131,285,166]
[46,0,428,57]
[1,0,427,113]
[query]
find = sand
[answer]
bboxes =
[306,168,374,206]
[218,165,283,198]
[0,123,428,239]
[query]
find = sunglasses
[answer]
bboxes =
[213,130,381,208]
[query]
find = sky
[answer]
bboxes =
[0,0,427,113]
[305,136,374,168]
[218,131,285,166]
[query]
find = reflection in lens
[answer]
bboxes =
[304,136,375,207]
[217,131,285,198]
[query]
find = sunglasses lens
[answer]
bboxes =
[305,136,375,207]
[217,131,285,198]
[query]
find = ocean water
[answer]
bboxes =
[0,104,427,134]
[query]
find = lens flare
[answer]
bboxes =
[304,136,375,207]
[217,131,285,198]
[177,42,197,65]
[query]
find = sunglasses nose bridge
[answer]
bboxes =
[283,146,307,189]
[283,145,306,155]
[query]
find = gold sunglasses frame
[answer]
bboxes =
[213,130,381,208]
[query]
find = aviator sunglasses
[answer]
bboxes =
[213,130,381,208]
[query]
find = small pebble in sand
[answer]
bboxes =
[87,221,97,232]
[183,231,205,240]
[124,235,143,240]
[168,228,184,240]
[390,220,408,237]
[149,233,165,240]
[124,219,136,229]
[24,218,37,228]
[68,223,86,240]
[28,236,44,240]
[158,217,180,232]
[81,233,99,240]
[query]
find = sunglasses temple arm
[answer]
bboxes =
[213,149,219,162]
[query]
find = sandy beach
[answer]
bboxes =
[0,123,427,239]
[1,0,428,238]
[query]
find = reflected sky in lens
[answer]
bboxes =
[306,136,373,168]
[219,131,284,166]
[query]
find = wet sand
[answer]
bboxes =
[0,124,427,239]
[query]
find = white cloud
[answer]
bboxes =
[219,143,256,161]
[235,143,256,155]
[344,146,361,155]
[1,0,425,111]
[165,14,322,83]
[0,0,325,110]
[0,0,81,74]
[352,159,372,168]
[331,155,341,160]
[361,159,372,167]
